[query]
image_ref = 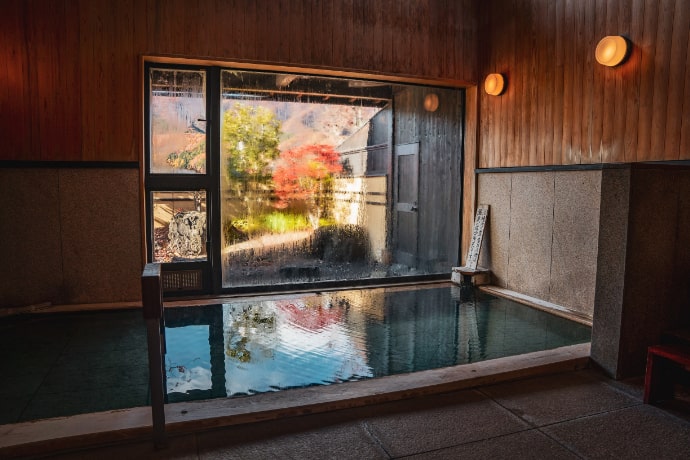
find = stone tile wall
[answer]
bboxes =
[477,170,601,319]
[0,168,142,308]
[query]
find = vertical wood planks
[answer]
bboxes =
[623,0,645,163]
[663,1,689,161]
[0,0,33,160]
[479,0,690,168]
[650,0,675,161]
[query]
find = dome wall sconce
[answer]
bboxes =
[424,93,439,112]
[484,73,505,96]
[595,35,631,67]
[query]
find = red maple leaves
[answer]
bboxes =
[272,144,342,208]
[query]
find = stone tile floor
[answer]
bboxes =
[41,368,690,459]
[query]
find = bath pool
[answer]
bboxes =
[163,284,591,403]
[0,283,590,424]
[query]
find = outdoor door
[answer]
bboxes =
[394,142,419,268]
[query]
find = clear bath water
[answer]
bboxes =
[162,284,591,402]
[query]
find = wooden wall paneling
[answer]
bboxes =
[541,0,557,166]
[147,0,186,55]
[373,0,387,73]
[313,0,325,65]
[636,0,660,162]
[319,0,334,67]
[409,1,425,77]
[527,0,542,166]
[223,0,242,60]
[352,0,366,71]
[433,0,446,78]
[444,0,456,80]
[402,1,415,76]
[681,4,690,160]
[79,0,100,162]
[611,0,629,163]
[462,87,478,264]
[513,0,525,166]
[80,0,136,161]
[340,0,357,68]
[560,0,575,165]
[303,0,316,66]
[0,1,33,160]
[378,0,393,74]
[494,1,509,167]
[498,0,514,168]
[26,0,81,161]
[477,0,493,169]
[589,0,606,164]
[253,0,269,63]
[579,0,595,164]
[622,0,645,163]
[242,0,258,62]
[599,0,617,163]
[111,0,136,162]
[571,0,586,164]
[663,0,689,160]
[650,0,675,161]
[460,0,474,83]
[530,0,545,166]
[276,0,291,64]
[601,0,615,163]
[549,0,565,165]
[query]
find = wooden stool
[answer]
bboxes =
[644,344,690,404]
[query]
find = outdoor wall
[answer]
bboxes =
[477,170,601,319]
[0,168,141,308]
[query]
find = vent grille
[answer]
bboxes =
[162,270,203,292]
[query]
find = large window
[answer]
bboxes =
[145,64,464,294]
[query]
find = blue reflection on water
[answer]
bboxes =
[163,285,591,402]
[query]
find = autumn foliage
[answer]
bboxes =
[272,144,343,209]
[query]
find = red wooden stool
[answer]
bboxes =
[644,344,690,404]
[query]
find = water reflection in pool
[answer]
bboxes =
[163,284,590,402]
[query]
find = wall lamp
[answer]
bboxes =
[484,73,505,96]
[424,93,439,112]
[595,35,631,67]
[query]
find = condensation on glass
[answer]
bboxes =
[219,70,391,288]
[152,190,207,263]
[149,69,207,174]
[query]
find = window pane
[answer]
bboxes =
[149,69,206,174]
[152,190,207,263]
[219,70,390,288]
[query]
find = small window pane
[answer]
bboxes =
[150,69,206,174]
[152,191,207,263]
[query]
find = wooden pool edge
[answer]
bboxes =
[0,343,591,458]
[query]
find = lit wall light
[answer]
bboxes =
[484,73,505,96]
[424,93,439,112]
[595,35,630,67]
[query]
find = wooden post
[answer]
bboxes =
[141,263,167,449]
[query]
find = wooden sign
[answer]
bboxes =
[466,205,489,270]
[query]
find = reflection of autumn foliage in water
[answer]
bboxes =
[276,299,343,331]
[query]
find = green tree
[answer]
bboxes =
[222,103,282,218]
